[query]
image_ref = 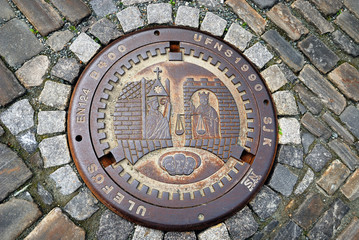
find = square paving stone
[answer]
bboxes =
[269,164,298,196]
[51,58,81,84]
[337,216,359,240]
[298,35,339,74]
[277,145,303,169]
[12,0,63,36]
[0,0,15,23]
[122,0,151,5]
[301,132,315,154]
[0,99,34,135]
[262,30,304,72]
[0,59,25,106]
[292,193,325,230]
[16,130,38,153]
[328,139,359,171]
[147,3,172,25]
[198,223,230,240]
[89,18,122,45]
[341,169,359,201]
[97,209,134,240]
[332,30,359,57]
[328,63,359,101]
[15,55,50,88]
[49,164,82,195]
[301,112,331,140]
[294,168,314,195]
[278,118,301,144]
[46,30,75,52]
[292,0,334,34]
[164,232,196,240]
[225,206,258,239]
[305,143,332,172]
[39,135,71,168]
[0,19,44,67]
[308,199,349,240]
[25,207,85,240]
[90,0,118,17]
[0,199,41,240]
[132,225,164,240]
[249,185,281,220]
[340,105,359,139]
[299,65,346,115]
[317,159,350,195]
[0,143,32,201]
[224,23,253,51]
[70,33,101,64]
[335,11,359,43]
[37,111,66,135]
[175,6,200,28]
[226,0,266,35]
[117,7,144,33]
[244,42,273,69]
[273,221,302,240]
[200,12,227,37]
[198,0,220,9]
[272,91,298,116]
[64,188,99,221]
[309,0,342,16]
[267,3,309,41]
[50,0,91,24]
[261,65,287,92]
[38,81,72,110]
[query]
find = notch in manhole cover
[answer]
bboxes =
[68,27,278,231]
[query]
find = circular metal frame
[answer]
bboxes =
[68,27,278,231]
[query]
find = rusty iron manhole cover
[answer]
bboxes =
[68,27,278,231]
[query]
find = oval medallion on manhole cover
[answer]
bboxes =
[68,27,278,231]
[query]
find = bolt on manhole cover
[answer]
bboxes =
[68,27,278,231]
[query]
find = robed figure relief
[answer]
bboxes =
[190,92,220,139]
[145,96,171,139]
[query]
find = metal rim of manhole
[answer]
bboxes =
[68,26,278,231]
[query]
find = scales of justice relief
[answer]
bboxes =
[68,27,277,230]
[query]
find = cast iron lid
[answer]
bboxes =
[68,27,278,231]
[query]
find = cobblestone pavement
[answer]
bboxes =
[0,0,359,239]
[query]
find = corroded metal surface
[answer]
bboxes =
[68,27,278,231]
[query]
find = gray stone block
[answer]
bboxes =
[305,143,332,172]
[175,6,200,28]
[225,206,258,239]
[117,7,144,33]
[15,55,50,88]
[294,168,314,195]
[249,186,281,220]
[132,225,164,240]
[37,111,66,135]
[89,18,122,45]
[90,0,117,17]
[277,145,303,169]
[278,118,301,144]
[37,183,54,205]
[64,188,99,221]
[261,65,288,93]
[39,135,71,168]
[0,19,44,67]
[38,81,72,110]
[147,3,172,25]
[272,91,298,116]
[97,209,134,240]
[0,0,15,23]
[269,164,298,196]
[51,58,81,83]
[0,99,34,135]
[198,223,230,240]
[47,30,74,52]
[70,33,101,64]
[200,12,227,37]
[332,30,359,57]
[274,221,302,239]
[16,130,37,153]
[340,105,359,139]
[224,23,253,51]
[49,164,82,195]
[244,42,273,69]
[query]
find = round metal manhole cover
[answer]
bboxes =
[68,27,278,231]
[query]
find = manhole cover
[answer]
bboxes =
[68,27,278,231]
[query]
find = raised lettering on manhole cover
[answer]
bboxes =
[68,27,278,230]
